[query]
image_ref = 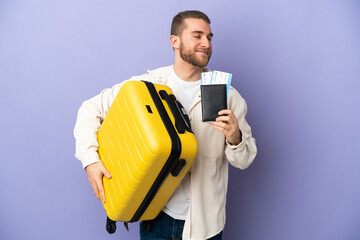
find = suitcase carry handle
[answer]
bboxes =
[158,90,192,134]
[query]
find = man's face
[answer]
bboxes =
[178,18,213,68]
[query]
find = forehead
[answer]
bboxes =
[182,18,212,35]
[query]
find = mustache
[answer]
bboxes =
[195,48,211,54]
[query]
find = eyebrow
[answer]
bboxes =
[191,31,214,37]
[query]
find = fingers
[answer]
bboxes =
[214,109,237,129]
[90,178,101,200]
[98,179,106,203]
[212,109,242,145]
[99,165,112,202]
[85,162,111,202]
[102,167,112,179]
[212,121,229,132]
[217,109,232,116]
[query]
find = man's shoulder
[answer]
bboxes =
[228,86,246,103]
[129,65,173,82]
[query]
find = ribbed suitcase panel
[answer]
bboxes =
[98,81,172,221]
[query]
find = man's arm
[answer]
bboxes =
[73,83,122,202]
[212,88,257,169]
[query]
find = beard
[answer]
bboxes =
[179,42,212,68]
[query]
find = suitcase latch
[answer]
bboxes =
[171,159,186,177]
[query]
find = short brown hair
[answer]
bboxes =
[171,10,211,36]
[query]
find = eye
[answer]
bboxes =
[193,35,201,39]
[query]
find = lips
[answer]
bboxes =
[196,49,210,55]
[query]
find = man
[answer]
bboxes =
[74,10,257,240]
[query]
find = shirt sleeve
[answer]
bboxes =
[224,88,257,169]
[73,83,123,169]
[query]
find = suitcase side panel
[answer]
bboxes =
[139,84,199,221]
[129,81,183,222]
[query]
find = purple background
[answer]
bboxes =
[1,0,359,239]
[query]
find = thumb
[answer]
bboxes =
[101,167,112,179]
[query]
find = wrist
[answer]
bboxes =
[228,130,242,145]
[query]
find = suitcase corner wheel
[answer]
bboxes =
[106,217,130,234]
[106,217,116,234]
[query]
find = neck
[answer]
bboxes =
[173,55,204,82]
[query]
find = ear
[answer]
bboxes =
[170,35,180,49]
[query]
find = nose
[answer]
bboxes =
[201,36,211,49]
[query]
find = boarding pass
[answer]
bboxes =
[201,70,232,97]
